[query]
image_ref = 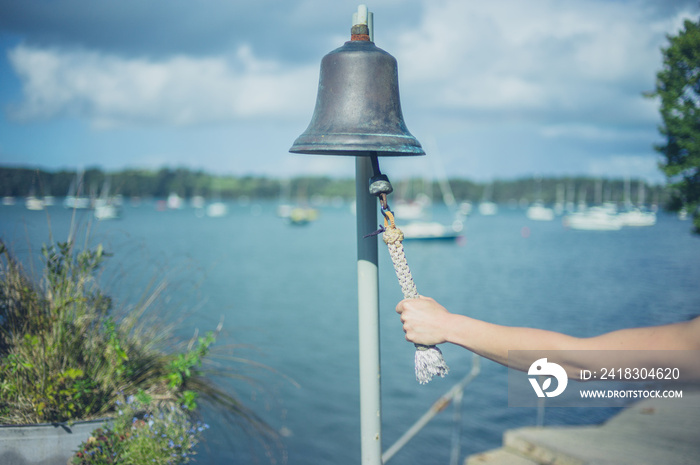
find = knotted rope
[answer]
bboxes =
[382,211,449,384]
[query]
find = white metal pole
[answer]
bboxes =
[356,155,382,465]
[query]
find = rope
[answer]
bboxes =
[382,211,449,384]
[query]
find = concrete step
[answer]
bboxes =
[465,448,540,465]
[504,392,700,465]
[466,391,700,465]
[504,426,596,465]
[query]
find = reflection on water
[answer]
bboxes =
[1,201,699,465]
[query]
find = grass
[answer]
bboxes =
[0,236,279,462]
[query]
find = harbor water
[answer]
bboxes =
[1,200,699,464]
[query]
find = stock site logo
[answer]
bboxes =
[528,358,568,398]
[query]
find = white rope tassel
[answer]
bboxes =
[383,226,449,384]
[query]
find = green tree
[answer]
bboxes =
[651,17,700,233]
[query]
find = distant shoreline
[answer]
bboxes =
[0,165,671,208]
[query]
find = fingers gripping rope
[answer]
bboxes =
[382,211,449,384]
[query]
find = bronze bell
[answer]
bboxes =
[289,24,424,157]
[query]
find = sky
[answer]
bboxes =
[0,0,698,183]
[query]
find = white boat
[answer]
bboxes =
[206,202,228,218]
[288,207,319,225]
[458,201,472,216]
[25,195,44,211]
[64,195,91,209]
[289,207,318,225]
[277,203,293,219]
[564,207,623,231]
[166,193,183,209]
[393,193,430,220]
[618,209,656,227]
[394,155,465,241]
[617,179,656,227]
[526,202,554,221]
[94,202,121,220]
[553,183,565,215]
[400,220,464,241]
[24,183,44,211]
[63,170,92,209]
[478,181,498,216]
[93,178,122,220]
[277,179,295,219]
[526,177,554,221]
[190,195,206,209]
[478,201,498,216]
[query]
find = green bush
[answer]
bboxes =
[0,241,120,422]
[71,392,210,465]
[0,238,275,461]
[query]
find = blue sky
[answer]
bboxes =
[0,0,697,182]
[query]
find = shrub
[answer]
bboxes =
[0,241,122,423]
[0,238,276,461]
[71,393,210,465]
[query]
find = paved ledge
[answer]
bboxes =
[466,390,700,465]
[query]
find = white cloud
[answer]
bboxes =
[6,0,693,131]
[8,44,318,127]
[388,0,693,122]
[540,124,650,141]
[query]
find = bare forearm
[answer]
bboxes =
[443,314,582,373]
[443,314,700,379]
[395,297,700,380]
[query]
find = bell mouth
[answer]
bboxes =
[290,132,424,157]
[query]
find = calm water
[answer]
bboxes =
[2,200,699,464]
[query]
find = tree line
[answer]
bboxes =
[649,17,700,232]
[0,165,670,208]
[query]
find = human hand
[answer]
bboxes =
[395,296,452,346]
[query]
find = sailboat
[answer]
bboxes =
[43,190,55,206]
[398,190,464,241]
[276,179,294,219]
[478,183,498,216]
[618,179,656,227]
[205,196,228,217]
[400,219,464,241]
[166,192,184,209]
[25,188,45,211]
[526,201,554,221]
[94,178,122,220]
[564,206,623,231]
[395,143,465,241]
[619,208,656,227]
[280,180,318,226]
[552,183,565,216]
[525,177,554,221]
[563,182,622,231]
[63,170,91,209]
[393,177,430,220]
[288,206,319,225]
[393,193,430,221]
